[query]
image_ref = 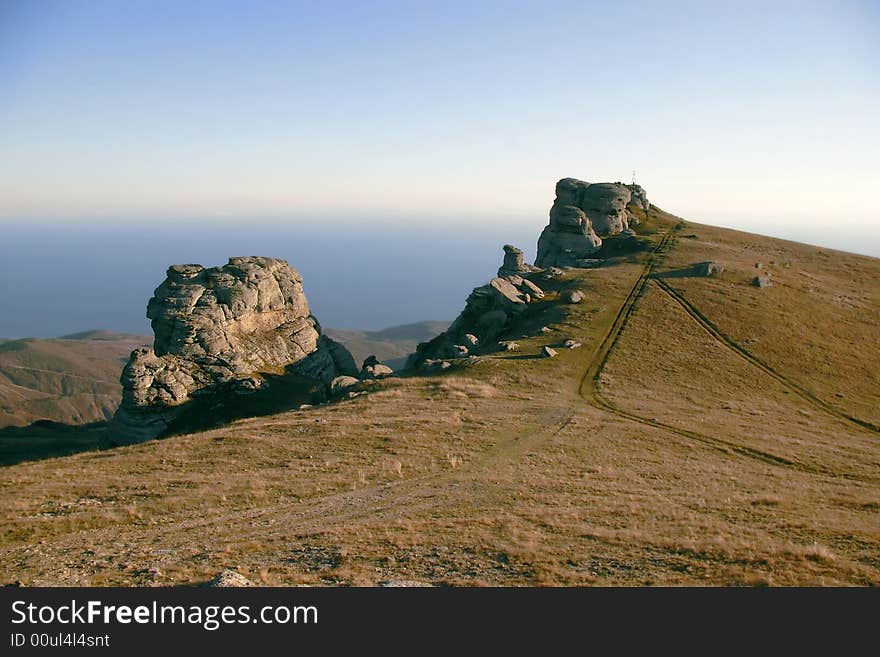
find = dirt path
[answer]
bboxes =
[654,278,880,435]
[574,226,868,479]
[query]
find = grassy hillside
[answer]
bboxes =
[1,207,878,586]
[0,332,149,428]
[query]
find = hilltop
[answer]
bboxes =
[1,183,878,586]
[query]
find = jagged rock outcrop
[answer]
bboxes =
[535,178,650,267]
[409,247,546,366]
[110,257,357,444]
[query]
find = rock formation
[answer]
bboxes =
[498,244,539,278]
[535,178,650,267]
[360,355,393,380]
[111,257,357,444]
[409,245,546,366]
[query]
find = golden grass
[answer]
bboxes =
[1,209,878,586]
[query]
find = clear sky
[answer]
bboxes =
[1,0,878,247]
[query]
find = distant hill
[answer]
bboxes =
[0,321,448,430]
[0,332,149,428]
[325,320,450,369]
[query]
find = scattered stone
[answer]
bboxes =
[207,570,253,587]
[540,326,552,333]
[753,275,772,288]
[111,257,357,444]
[451,345,470,358]
[330,375,360,395]
[463,333,479,347]
[561,289,584,304]
[563,339,582,349]
[755,262,762,269]
[542,346,558,358]
[498,341,519,351]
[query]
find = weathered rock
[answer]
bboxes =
[753,275,772,288]
[498,341,519,351]
[561,289,584,304]
[695,261,721,277]
[563,339,582,349]
[331,375,360,395]
[536,178,650,267]
[626,183,650,213]
[497,244,540,278]
[463,334,479,348]
[110,257,357,444]
[207,570,253,587]
[542,346,558,358]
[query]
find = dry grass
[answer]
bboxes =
[0,209,878,586]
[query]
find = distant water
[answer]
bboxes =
[0,220,539,338]
[2,216,877,340]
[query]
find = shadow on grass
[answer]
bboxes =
[653,262,715,279]
[0,420,108,466]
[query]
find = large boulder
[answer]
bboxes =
[110,257,357,444]
[535,178,649,267]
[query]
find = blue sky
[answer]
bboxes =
[1,1,878,251]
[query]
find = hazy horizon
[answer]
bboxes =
[2,208,878,340]
[1,0,878,337]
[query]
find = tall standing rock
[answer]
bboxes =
[110,257,356,444]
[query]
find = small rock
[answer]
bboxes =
[207,569,253,587]
[330,375,360,395]
[451,345,469,358]
[542,346,558,358]
[540,326,552,333]
[563,339,582,349]
[753,275,772,288]
[498,341,519,352]
[561,289,584,304]
[463,334,479,347]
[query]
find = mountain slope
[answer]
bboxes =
[1,207,878,586]
[0,333,149,427]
